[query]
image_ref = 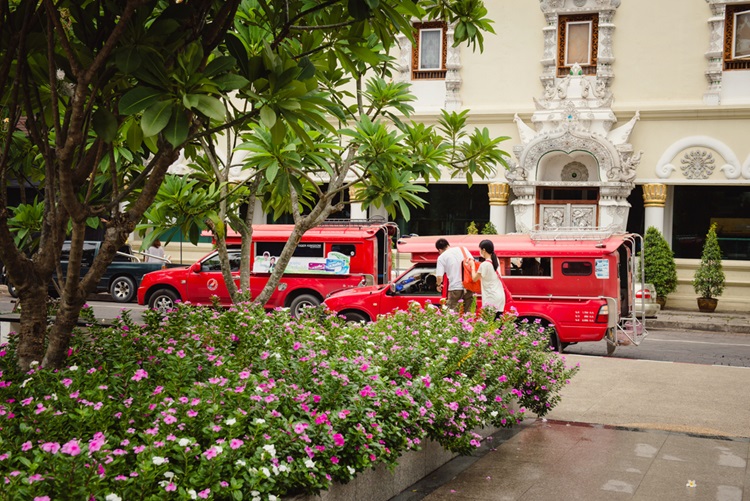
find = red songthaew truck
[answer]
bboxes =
[137,220,399,317]
[323,230,647,354]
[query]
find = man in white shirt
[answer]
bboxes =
[435,238,474,312]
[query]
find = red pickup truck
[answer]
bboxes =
[323,232,648,354]
[137,221,398,317]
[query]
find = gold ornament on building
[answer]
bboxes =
[642,183,667,208]
[488,183,510,206]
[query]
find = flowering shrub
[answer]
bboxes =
[0,302,577,500]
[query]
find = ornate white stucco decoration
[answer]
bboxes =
[510,7,639,234]
[395,22,462,110]
[538,0,621,91]
[655,136,744,179]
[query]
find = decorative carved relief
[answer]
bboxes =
[655,136,742,179]
[561,161,590,181]
[542,207,566,229]
[571,206,595,227]
[680,150,716,179]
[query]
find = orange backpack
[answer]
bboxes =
[460,247,482,294]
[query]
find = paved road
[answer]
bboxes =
[565,327,750,367]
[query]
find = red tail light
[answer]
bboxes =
[595,304,609,323]
[636,289,652,299]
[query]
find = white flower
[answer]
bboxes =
[106,495,122,501]
[490,411,498,417]
[261,467,271,477]
[347,466,355,476]
[69,365,78,371]
[272,465,279,475]
[29,361,39,367]
[225,418,237,426]
[56,68,65,80]
[262,444,276,457]
[254,418,266,424]
[252,496,261,501]
[277,464,287,473]
[188,490,197,500]
[20,378,33,388]
[50,393,58,401]
[164,471,174,479]
[686,480,697,488]
[152,456,167,465]
[304,458,316,469]
[269,496,278,501]
[235,459,246,467]
[214,445,223,454]
[250,490,260,497]
[178,438,190,447]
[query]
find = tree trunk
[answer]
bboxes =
[15,284,50,370]
[43,294,85,368]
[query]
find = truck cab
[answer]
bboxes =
[137,220,398,317]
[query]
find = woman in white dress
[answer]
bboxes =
[467,239,506,318]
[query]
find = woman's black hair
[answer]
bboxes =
[479,239,499,271]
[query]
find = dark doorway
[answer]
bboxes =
[396,184,489,236]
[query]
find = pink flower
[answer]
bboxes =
[21,441,32,452]
[61,378,73,387]
[163,415,177,425]
[28,473,43,483]
[330,456,339,464]
[332,434,345,447]
[165,482,176,492]
[131,369,148,381]
[203,447,218,460]
[41,442,60,454]
[61,440,81,456]
[198,489,210,499]
[187,410,198,418]
[230,439,243,450]
[34,497,50,501]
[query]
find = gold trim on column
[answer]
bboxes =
[488,183,510,206]
[348,185,364,201]
[642,183,667,208]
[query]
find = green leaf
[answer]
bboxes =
[126,121,143,151]
[164,109,189,147]
[191,95,226,121]
[119,87,164,115]
[115,47,142,74]
[270,120,286,145]
[260,106,277,128]
[92,108,117,142]
[204,56,236,77]
[348,0,370,21]
[141,100,173,137]
[214,74,250,91]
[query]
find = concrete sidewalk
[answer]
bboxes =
[394,354,750,500]
[648,308,750,334]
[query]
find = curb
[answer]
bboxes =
[646,319,750,334]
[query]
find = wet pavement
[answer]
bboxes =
[393,352,750,501]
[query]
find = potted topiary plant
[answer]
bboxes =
[641,226,677,308]
[482,221,498,235]
[466,221,479,234]
[693,222,725,312]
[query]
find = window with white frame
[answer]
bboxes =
[412,21,447,80]
[557,14,598,77]
[725,4,750,68]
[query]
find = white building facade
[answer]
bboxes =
[386,0,750,311]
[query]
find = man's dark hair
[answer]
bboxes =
[435,238,449,251]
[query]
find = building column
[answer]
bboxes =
[348,186,368,220]
[642,183,667,234]
[488,183,510,234]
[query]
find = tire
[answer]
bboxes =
[547,327,563,352]
[148,288,179,314]
[289,294,320,317]
[7,282,18,298]
[110,276,136,303]
[342,311,369,323]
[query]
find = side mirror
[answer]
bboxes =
[190,262,201,274]
[389,283,397,294]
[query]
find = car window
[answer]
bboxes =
[393,265,439,295]
[202,251,241,272]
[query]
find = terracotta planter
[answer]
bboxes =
[697,297,718,313]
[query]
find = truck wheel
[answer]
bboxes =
[290,294,320,317]
[149,289,179,314]
[343,311,369,323]
[110,276,136,303]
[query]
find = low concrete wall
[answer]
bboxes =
[667,259,750,313]
[287,427,498,501]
